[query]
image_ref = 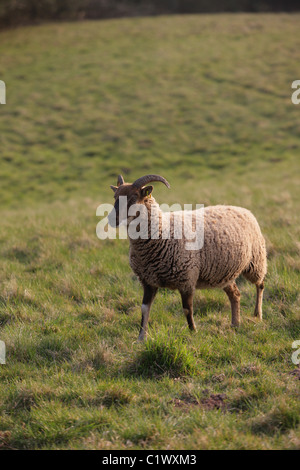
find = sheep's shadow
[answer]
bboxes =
[194,294,227,318]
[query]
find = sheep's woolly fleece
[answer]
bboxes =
[129,197,267,292]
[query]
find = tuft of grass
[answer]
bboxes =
[131,331,197,378]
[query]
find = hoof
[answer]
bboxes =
[254,311,263,320]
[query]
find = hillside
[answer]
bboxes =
[0,14,299,449]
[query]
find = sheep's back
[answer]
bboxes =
[198,205,265,288]
[129,204,266,291]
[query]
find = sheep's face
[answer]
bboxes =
[108,182,153,228]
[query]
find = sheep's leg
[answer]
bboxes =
[138,284,157,341]
[224,282,241,327]
[254,281,264,320]
[180,291,197,332]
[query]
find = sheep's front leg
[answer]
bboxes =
[180,291,197,332]
[254,281,264,320]
[224,282,241,327]
[138,284,157,341]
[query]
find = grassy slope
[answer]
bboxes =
[0,14,299,449]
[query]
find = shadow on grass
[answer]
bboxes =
[194,296,226,317]
[0,293,40,310]
[4,245,40,265]
[250,408,300,436]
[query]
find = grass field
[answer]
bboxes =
[0,14,299,450]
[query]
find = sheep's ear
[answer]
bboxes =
[110,185,118,192]
[140,185,153,198]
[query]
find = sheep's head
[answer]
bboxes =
[108,174,170,227]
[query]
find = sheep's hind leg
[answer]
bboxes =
[254,281,264,320]
[224,282,241,327]
[180,291,197,332]
[138,284,157,341]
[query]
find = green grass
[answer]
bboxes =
[0,14,300,450]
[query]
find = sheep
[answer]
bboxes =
[108,174,267,341]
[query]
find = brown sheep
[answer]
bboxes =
[108,174,267,340]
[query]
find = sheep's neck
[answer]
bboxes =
[128,197,163,247]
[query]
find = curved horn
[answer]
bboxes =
[117,175,124,187]
[132,174,170,189]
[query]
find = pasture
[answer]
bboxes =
[0,14,299,449]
